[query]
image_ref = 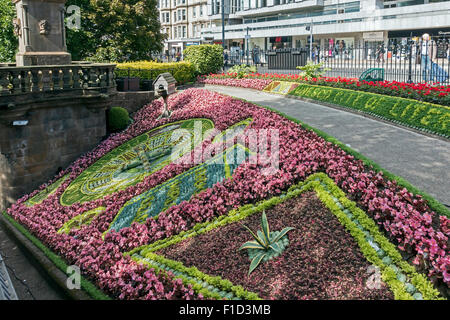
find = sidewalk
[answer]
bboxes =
[0,221,67,300]
[205,84,450,206]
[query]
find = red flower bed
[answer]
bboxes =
[6,88,449,299]
[203,72,450,106]
[159,192,394,300]
[197,75,272,90]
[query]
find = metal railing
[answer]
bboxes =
[223,40,450,84]
[0,253,18,300]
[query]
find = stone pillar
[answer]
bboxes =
[13,0,72,66]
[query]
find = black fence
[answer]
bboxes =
[224,40,450,84]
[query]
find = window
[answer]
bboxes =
[182,9,186,20]
[183,26,187,38]
[174,27,177,38]
[193,6,196,17]
[215,1,220,14]
[174,11,176,22]
[178,10,182,21]
[200,5,203,16]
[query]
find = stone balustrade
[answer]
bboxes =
[0,63,116,108]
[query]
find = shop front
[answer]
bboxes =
[268,36,293,50]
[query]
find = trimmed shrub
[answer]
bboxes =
[290,84,450,137]
[108,106,130,132]
[183,44,223,75]
[115,61,195,84]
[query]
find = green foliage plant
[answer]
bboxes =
[296,61,330,79]
[115,61,195,84]
[66,0,164,62]
[239,211,294,275]
[183,44,223,75]
[228,64,257,79]
[0,0,17,62]
[108,106,130,132]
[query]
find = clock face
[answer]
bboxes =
[60,119,215,206]
[106,144,252,235]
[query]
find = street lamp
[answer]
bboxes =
[222,0,225,61]
[306,19,313,62]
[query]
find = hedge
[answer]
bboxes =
[107,107,130,132]
[289,84,450,138]
[183,44,223,75]
[115,61,196,84]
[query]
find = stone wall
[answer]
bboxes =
[0,97,110,212]
[111,91,155,114]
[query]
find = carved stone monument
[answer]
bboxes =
[13,0,72,66]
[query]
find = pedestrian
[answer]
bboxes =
[376,44,385,64]
[252,46,260,66]
[418,33,437,82]
[224,50,229,69]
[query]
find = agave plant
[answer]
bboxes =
[239,210,295,275]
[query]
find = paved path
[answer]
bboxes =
[0,222,67,300]
[205,85,450,206]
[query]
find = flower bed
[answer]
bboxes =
[290,84,450,138]
[203,72,450,106]
[5,88,449,299]
[158,191,395,300]
[131,173,442,300]
[200,74,450,138]
[198,76,272,91]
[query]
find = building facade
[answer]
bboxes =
[158,0,212,57]
[202,0,450,55]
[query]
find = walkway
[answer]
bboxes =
[205,84,450,206]
[0,222,67,300]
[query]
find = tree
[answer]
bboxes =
[0,0,18,62]
[0,0,164,63]
[66,0,97,61]
[67,0,164,62]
